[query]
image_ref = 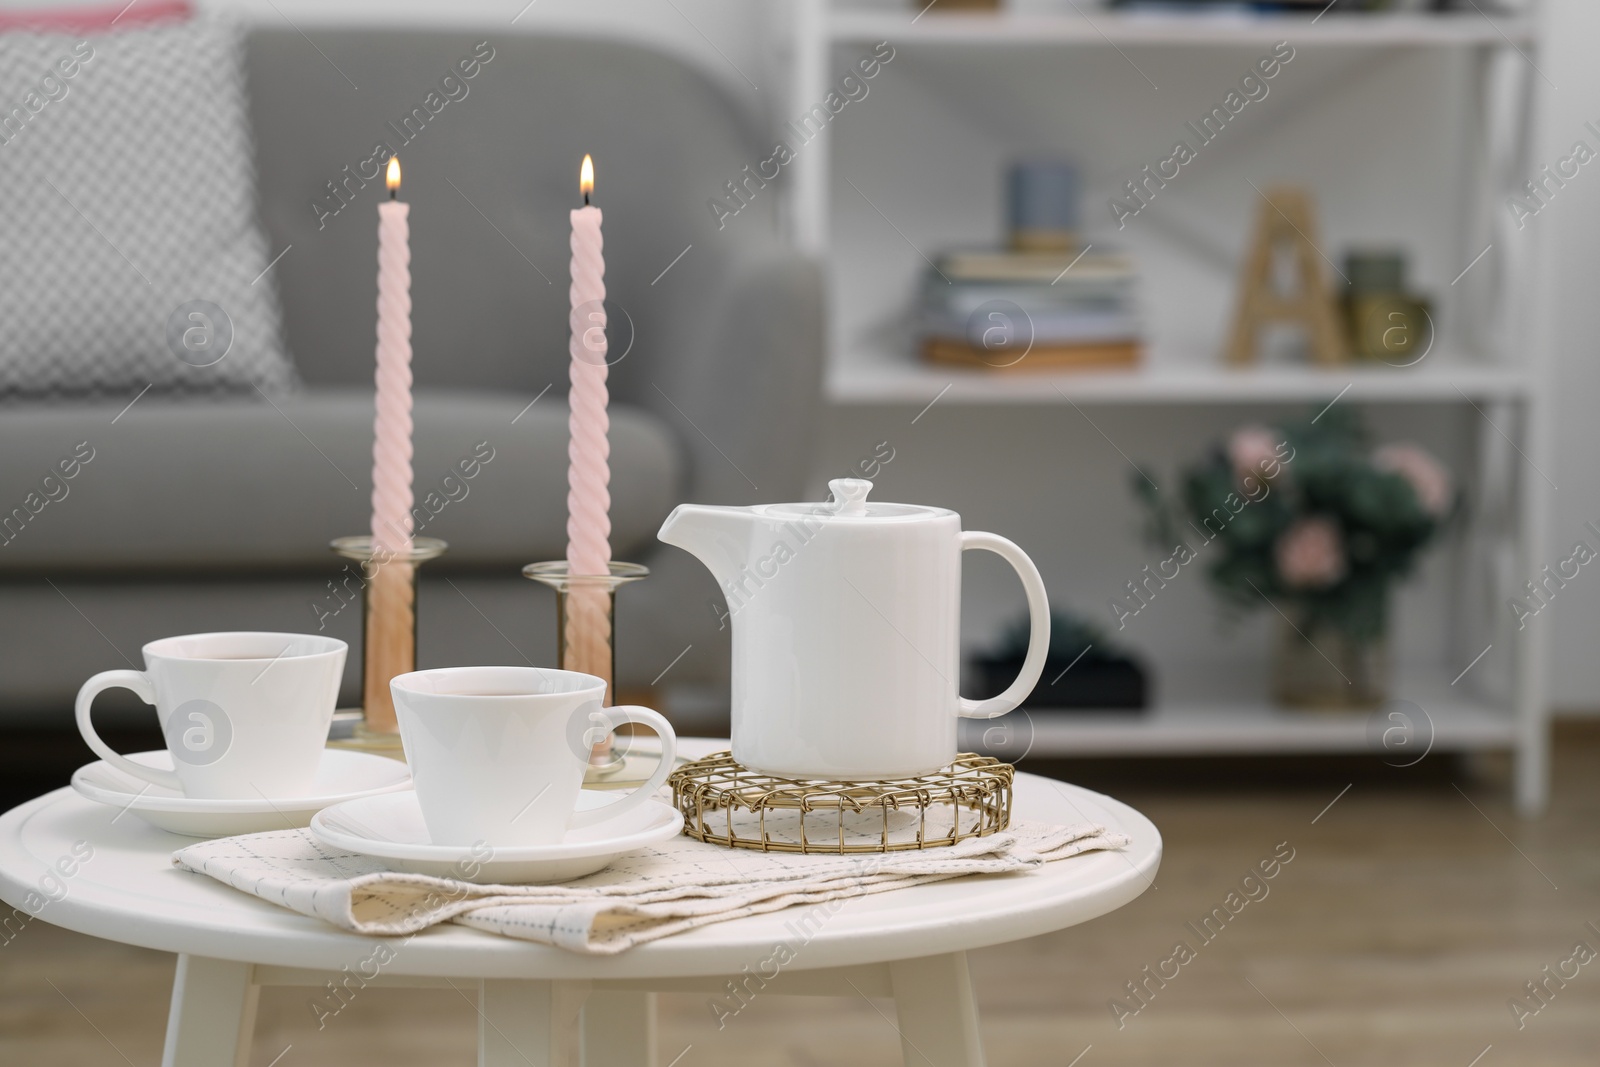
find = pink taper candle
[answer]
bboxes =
[565,155,615,749]
[566,154,611,576]
[372,156,414,556]
[364,156,414,735]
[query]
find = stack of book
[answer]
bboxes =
[918,248,1142,371]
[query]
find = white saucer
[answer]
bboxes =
[72,750,413,838]
[309,790,684,884]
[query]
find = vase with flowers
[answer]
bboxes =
[1134,408,1456,710]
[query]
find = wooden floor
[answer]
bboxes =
[3,728,1598,1066]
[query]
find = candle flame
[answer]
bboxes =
[386,156,402,193]
[580,154,594,200]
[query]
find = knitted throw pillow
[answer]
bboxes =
[0,3,298,401]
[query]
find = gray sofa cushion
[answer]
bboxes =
[0,388,682,572]
[244,30,777,402]
[241,26,821,509]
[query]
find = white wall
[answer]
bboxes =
[1522,0,1600,711]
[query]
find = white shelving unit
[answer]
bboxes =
[781,2,1556,813]
[828,10,1536,48]
[958,668,1515,757]
[833,343,1532,404]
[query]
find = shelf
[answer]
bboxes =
[830,10,1537,48]
[799,1,1552,811]
[830,343,1533,404]
[958,672,1515,758]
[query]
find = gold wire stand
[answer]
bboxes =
[668,752,1013,854]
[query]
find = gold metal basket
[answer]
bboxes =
[667,751,1013,854]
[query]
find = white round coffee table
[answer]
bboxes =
[0,740,1160,1067]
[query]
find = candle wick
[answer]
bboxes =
[390,188,397,201]
[584,192,590,207]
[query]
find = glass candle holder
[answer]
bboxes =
[523,561,649,773]
[330,535,448,750]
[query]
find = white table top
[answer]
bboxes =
[0,741,1161,980]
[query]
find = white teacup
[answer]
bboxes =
[75,631,347,799]
[390,666,678,848]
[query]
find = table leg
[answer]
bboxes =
[479,978,590,1067]
[161,954,259,1067]
[582,990,657,1066]
[889,953,987,1067]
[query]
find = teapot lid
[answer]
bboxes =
[761,479,953,522]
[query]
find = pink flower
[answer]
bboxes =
[1374,443,1451,517]
[1276,517,1346,590]
[1228,425,1285,484]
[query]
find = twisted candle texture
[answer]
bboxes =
[567,205,611,576]
[372,201,414,556]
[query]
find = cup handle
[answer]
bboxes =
[958,531,1051,720]
[567,706,678,829]
[75,669,182,791]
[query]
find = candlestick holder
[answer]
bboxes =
[328,535,448,757]
[523,561,649,781]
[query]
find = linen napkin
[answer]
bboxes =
[172,820,1129,955]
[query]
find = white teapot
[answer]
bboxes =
[658,478,1049,780]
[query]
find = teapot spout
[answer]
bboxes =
[657,503,757,589]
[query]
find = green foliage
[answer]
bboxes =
[1133,406,1453,644]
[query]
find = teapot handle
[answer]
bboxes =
[958,531,1051,720]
